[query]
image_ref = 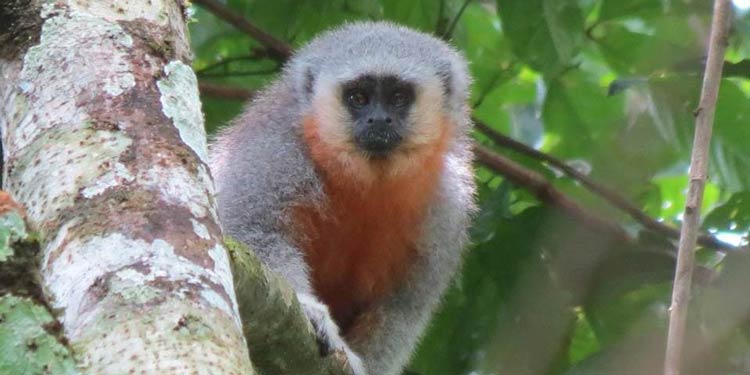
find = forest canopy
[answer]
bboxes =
[0,0,749,374]
[191,0,750,374]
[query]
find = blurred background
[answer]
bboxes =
[188,1,750,374]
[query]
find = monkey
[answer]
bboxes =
[210,21,475,375]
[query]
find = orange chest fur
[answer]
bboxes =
[291,117,449,332]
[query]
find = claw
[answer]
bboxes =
[297,293,367,375]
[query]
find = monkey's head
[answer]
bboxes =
[287,22,471,179]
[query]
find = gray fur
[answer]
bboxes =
[210,21,475,375]
[211,79,322,294]
[287,22,471,124]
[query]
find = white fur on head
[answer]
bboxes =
[285,21,471,126]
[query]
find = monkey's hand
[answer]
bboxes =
[297,293,367,375]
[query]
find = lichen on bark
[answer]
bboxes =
[0,1,253,374]
[0,295,79,375]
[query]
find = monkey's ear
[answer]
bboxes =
[291,62,317,104]
[436,60,454,98]
[435,54,471,114]
[303,68,315,96]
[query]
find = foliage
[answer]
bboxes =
[190,0,750,374]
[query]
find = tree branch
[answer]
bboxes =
[442,0,472,40]
[199,82,254,100]
[197,66,279,78]
[474,120,738,252]
[664,1,731,374]
[723,60,750,78]
[0,1,254,373]
[194,55,274,75]
[191,0,292,61]
[227,239,358,375]
[474,143,633,243]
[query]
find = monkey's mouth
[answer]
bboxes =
[353,124,403,157]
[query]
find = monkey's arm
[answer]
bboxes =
[211,106,366,374]
[347,150,476,375]
[212,120,317,295]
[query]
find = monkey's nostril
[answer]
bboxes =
[367,118,374,124]
[385,118,392,124]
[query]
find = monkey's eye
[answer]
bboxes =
[347,90,369,108]
[391,91,409,107]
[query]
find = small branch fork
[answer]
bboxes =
[663,1,732,374]
[192,0,741,255]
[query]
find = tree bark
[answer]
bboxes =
[663,1,731,374]
[0,1,254,373]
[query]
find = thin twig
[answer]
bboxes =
[198,82,254,100]
[474,120,737,253]
[442,0,472,40]
[663,1,731,375]
[195,55,269,75]
[191,0,293,61]
[474,143,633,243]
[197,67,279,78]
[471,72,507,109]
[435,0,447,36]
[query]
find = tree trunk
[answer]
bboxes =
[0,1,254,373]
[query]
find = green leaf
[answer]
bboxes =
[542,70,625,158]
[568,309,601,365]
[473,70,538,141]
[382,0,442,32]
[595,23,696,75]
[588,282,671,346]
[704,191,750,234]
[456,3,516,104]
[497,0,584,75]
[598,0,711,22]
[593,1,711,76]
[710,80,750,192]
[411,206,547,374]
[598,0,663,22]
[650,174,720,222]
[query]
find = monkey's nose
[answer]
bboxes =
[367,117,392,124]
[354,119,402,156]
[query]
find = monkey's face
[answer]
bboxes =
[339,74,415,157]
[306,70,449,181]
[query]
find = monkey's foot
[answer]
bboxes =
[297,293,367,375]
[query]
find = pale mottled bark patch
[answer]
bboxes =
[0,1,253,373]
[158,61,209,164]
